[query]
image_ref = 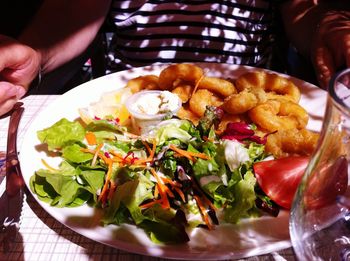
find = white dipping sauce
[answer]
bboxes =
[125,90,181,135]
[130,91,180,116]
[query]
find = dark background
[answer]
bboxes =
[0,0,318,95]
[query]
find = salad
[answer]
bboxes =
[30,93,292,244]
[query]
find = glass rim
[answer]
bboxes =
[328,68,350,112]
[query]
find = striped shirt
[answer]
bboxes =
[108,0,279,70]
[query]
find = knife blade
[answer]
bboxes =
[0,102,25,252]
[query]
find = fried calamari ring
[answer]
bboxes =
[235,71,301,103]
[172,84,193,103]
[221,89,258,114]
[189,89,223,117]
[158,63,204,90]
[248,100,308,132]
[197,76,237,97]
[265,128,319,158]
[126,75,160,93]
[177,105,200,125]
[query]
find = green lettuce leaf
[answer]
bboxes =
[103,175,153,225]
[155,123,192,145]
[86,120,125,134]
[62,143,93,163]
[139,219,189,244]
[37,118,85,150]
[224,171,257,223]
[30,161,102,207]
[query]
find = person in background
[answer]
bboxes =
[0,0,349,116]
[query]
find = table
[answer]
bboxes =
[0,95,297,261]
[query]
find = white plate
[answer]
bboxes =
[19,63,327,260]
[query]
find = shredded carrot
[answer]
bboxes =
[202,194,217,211]
[107,181,117,201]
[154,184,159,198]
[150,168,170,209]
[194,195,214,230]
[169,144,194,161]
[173,152,188,159]
[109,150,124,160]
[149,139,157,159]
[191,73,206,98]
[41,159,59,171]
[165,187,175,198]
[133,158,150,164]
[99,160,114,203]
[109,150,148,167]
[123,152,139,165]
[186,151,211,160]
[142,140,152,155]
[139,199,162,209]
[174,187,186,202]
[141,139,157,161]
[81,144,117,204]
[92,143,103,166]
[108,139,157,167]
[80,143,110,166]
[160,176,185,201]
[80,144,114,203]
[109,151,128,165]
[169,144,210,161]
[123,139,157,166]
[85,131,97,145]
[158,184,170,209]
[161,176,182,188]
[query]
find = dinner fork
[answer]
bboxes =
[0,102,25,252]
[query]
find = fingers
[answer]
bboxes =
[0,82,25,116]
[312,43,336,90]
[0,35,40,88]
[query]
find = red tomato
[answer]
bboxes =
[253,156,310,209]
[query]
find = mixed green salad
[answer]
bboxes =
[30,106,279,244]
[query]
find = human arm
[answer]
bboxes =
[279,0,350,89]
[19,0,111,74]
[0,35,39,115]
[0,0,111,116]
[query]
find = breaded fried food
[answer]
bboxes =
[197,76,237,97]
[172,84,193,103]
[265,128,319,158]
[126,75,160,93]
[189,89,223,117]
[235,71,301,103]
[222,89,258,114]
[158,63,204,90]
[248,99,308,132]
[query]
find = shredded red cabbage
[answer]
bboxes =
[220,122,267,144]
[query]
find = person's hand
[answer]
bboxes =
[0,35,41,116]
[311,10,350,89]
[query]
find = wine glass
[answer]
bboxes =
[290,68,350,260]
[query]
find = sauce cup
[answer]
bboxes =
[125,90,182,135]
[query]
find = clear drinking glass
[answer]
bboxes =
[290,68,350,260]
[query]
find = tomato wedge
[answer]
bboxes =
[253,156,309,209]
